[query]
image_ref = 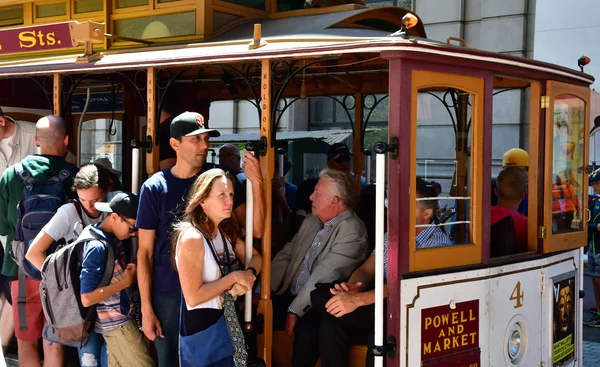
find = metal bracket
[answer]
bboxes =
[372,336,397,359]
[145,135,153,154]
[374,137,398,160]
[246,138,267,157]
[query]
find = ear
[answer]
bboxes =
[34,135,41,147]
[170,137,179,151]
[423,208,434,223]
[63,135,69,146]
[331,196,340,205]
[0,117,5,127]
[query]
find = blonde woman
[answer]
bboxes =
[172,168,262,367]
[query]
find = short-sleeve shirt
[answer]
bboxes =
[491,206,528,253]
[43,191,120,246]
[80,225,131,334]
[136,164,217,297]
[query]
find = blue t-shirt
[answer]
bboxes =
[137,163,238,296]
[285,182,298,213]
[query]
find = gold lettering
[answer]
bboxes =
[441,314,449,326]
[438,329,445,338]
[461,334,468,346]
[19,31,37,48]
[452,335,459,348]
[36,31,45,46]
[433,316,440,328]
[461,311,467,323]
[447,326,454,336]
[424,317,432,330]
[452,312,458,324]
[443,338,450,350]
[457,324,464,334]
[470,332,477,344]
[433,341,441,353]
[423,342,431,355]
[469,309,476,321]
[46,32,56,46]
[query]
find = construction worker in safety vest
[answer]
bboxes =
[552,173,580,232]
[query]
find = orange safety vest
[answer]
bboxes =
[552,182,579,214]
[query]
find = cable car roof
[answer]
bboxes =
[0,14,593,87]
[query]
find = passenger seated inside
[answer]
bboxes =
[415,178,453,249]
[491,148,529,215]
[491,167,528,254]
[305,177,450,367]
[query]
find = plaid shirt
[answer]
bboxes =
[289,212,345,295]
[0,120,37,177]
[416,225,453,249]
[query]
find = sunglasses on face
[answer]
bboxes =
[120,216,138,233]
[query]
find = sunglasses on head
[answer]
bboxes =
[331,154,351,163]
[119,216,138,233]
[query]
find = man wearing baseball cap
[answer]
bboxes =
[136,111,265,366]
[326,142,366,190]
[80,192,154,366]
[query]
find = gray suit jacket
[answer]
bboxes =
[271,210,368,317]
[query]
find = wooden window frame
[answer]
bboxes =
[543,81,591,253]
[409,70,485,272]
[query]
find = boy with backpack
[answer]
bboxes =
[79,192,154,367]
[0,115,77,367]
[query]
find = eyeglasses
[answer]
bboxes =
[120,216,138,233]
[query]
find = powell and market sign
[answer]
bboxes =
[0,21,102,55]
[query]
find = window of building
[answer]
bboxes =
[79,118,123,174]
[73,0,104,13]
[114,12,195,39]
[36,2,67,19]
[0,5,24,27]
[115,0,149,9]
[363,0,411,8]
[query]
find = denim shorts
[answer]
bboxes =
[589,243,600,274]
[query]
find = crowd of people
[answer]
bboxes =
[0,103,579,367]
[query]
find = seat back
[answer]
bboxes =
[490,215,518,258]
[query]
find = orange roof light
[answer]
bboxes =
[402,13,419,30]
[578,55,591,72]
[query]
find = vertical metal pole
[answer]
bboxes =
[364,149,372,185]
[374,146,386,367]
[244,152,254,323]
[353,93,364,194]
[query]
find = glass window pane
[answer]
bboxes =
[79,119,123,176]
[0,5,24,27]
[552,95,585,234]
[416,88,472,247]
[158,0,181,2]
[74,0,104,13]
[114,12,195,39]
[116,0,149,8]
[36,3,67,18]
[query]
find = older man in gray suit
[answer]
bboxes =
[271,168,368,367]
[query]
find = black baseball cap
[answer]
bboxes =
[170,112,220,139]
[0,107,15,123]
[326,143,352,161]
[95,192,139,220]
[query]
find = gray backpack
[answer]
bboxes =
[40,226,115,346]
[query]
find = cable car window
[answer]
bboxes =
[552,95,585,234]
[416,88,472,247]
[79,118,123,178]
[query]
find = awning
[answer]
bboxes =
[210,128,375,145]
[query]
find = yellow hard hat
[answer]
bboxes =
[502,148,529,167]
